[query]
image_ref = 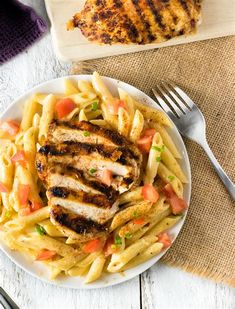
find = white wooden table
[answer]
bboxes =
[0,1,235,308]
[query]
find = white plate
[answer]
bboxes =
[0,75,191,289]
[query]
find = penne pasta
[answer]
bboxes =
[38,94,57,144]
[134,100,172,127]
[23,127,37,176]
[121,242,163,270]
[64,79,79,95]
[118,107,131,137]
[20,98,41,132]
[157,162,183,197]
[129,110,144,143]
[85,253,106,283]
[110,200,152,232]
[161,146,188,183]
[107,235,157,272]
[144,132,163,184]
[119,186,143,205]
[145,215,182,238]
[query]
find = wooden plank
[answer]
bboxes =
[0,251,140,309]
[45,0,235,61]
[141,264,235,309]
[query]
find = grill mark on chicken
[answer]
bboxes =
[147,0,166,30]
[48,187,115,209]
[50,205,107,236]
[178,0,190,17]
[132,0,156,42]
[49,165,119,201]
[39,142,122,161]
[49,120,127,147]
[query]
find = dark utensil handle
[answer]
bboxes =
[0,287,19,309]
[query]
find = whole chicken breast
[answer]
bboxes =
[69,0,202,44]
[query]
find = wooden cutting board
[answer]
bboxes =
[45,0,235,62]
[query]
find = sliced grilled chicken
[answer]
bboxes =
[69,0,201,45]
[36,120,142,240]
[48,187,118,224]
[37,142,141,193]
[48,120,127,147]
[50,205,108,241]
[47,165,119,201]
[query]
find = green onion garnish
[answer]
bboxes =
[83,131,90,137]
[111,244,117,250]
[132,211,139,218]
[125,233,132,239]
[35,224,46,236]
[156,156,161,162]
[152,145,165,152]
[89,168,97,175]
[151,146,162,151]
[5,211,12,219]
[91,101,99,111]
[168,175,175,182]
[114,236,122,245]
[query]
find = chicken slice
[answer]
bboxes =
[48,187,119,224]
[50,205,108,242]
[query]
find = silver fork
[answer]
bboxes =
[152,81,235,201]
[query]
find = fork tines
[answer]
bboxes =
[152,81,195,119]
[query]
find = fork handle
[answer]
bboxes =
[201,141,235,201]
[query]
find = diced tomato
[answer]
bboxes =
[142,128,156,137]
[19,207,31,216]
[55,98,76,119]
[107,99,126,115]
[133,217,145,225]
[162,184,187,215]
[158,232,172,248]
[98,169,113,186]
[0,181,9,193]
[83,238,103,253]
[142,184,159,203]
[18,184,30,205]
[137,135,153,153]
[36,250,56,261]
[0,120,20,136]
[11,151,27,166]
[103,235,116,257]
[137,128,156,153]
[30,201,43,212]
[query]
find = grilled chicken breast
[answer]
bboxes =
[36,120,142,241]
[70,0,201,45]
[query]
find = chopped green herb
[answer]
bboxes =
[151,146,162,152]
[5,210,12,219]
[114,236,122,245]
[111,244,117,250]
[152,145,165,152]
[89,168,97,175]
[35,224,46,236]
[125,233,132,239]
[91,101,99,111]
[156,156,161,162]
[83,131,90,137]
[132,211,139,218]
[168,175,175,182]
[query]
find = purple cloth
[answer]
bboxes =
[0,0,47,64]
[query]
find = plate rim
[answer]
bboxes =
[0,74,191,289]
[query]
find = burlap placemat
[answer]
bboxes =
[71,36,235,287]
